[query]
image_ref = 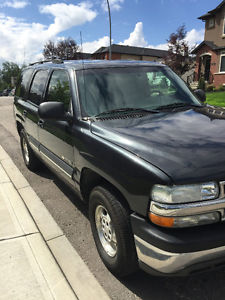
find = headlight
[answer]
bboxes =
[149,212,220,228]
[151,182,219,204]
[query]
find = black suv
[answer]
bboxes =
[14,59,225,276]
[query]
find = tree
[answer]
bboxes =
[164,25,194,76]
[0,62,23,88]
[43,38,80,60]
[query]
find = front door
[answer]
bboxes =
[38,69,75,184]
[25,69,49,150]
[204,56,211,82]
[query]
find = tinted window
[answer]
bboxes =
[46,70,71,112]
[77,67,200,117]
[220,56,225,72]
[15,69,33,98]
[29,70,48,105]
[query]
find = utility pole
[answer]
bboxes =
[106,0,112,60]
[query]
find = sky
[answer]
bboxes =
[0,0,221,66]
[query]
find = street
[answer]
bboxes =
[1,96,225,300]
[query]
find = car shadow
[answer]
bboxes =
[119,267,225,299]
[37,167,89,219]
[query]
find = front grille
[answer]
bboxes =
[219,181,225,198]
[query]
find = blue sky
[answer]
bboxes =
[0,0,221,65]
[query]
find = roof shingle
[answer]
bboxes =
[94,44,168,58]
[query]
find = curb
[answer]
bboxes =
[0,145,110,300]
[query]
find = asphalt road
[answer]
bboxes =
[1,96,225,300]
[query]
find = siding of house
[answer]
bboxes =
[142,56,162,62]
[204,6,225,47]
[95,52,165,62]
[194,44,225,87]
[120,54,141,60]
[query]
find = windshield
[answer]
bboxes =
[77,66,201,117]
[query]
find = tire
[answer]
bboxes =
[89,185,138,277]
[20,129,40,171]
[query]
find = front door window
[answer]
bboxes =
[204,56,211,82]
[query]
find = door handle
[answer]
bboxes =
[23,110,27,117]
[38,120,44,128]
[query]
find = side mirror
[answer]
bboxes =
[194,89,206,103]
[38,102,65,120]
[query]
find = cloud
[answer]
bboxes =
[39,2,97,35]
[120,22,203,51]
[82,36,110,53]
[1,0,29,8]
[184,28,204,47]
[0,3,97,64]
[101,0,124,12]
[148,43,168,50]
[120,22,148,47]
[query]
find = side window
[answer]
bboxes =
[45,70,71,112]
[15,69,33,98]
[28,70,48,105]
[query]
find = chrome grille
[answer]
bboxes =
[219,181,225,199]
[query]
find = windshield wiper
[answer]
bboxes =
[156,102,201,110]
[94,107,159,118]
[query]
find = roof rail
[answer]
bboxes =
[29,57,64,66]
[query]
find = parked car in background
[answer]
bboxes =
[9,88,15,96]
[2,89,11,96]
[13,59,225,277]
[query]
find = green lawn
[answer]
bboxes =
[206,91,225,107]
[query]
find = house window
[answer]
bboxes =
[224,16,225,35]
[220,54,225,72]
[208,18,215,29]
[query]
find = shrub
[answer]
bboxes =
[206,85,215,92]
[216,85,225,92]
[198,77,205,91]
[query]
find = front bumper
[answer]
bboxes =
[135,235,225,275]
[131,213,225,275]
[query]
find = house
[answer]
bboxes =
[93,44,168,62]
[192,0,225,88]
[76,52,92,59]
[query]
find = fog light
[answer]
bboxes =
[149,212,220,228]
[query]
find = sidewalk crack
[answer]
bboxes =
[46,234,64,242]
[0,232,38,242]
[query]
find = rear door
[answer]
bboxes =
[25,69,49,150]
[38,69,75,183]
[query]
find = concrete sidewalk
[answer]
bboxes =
[0,145,109,300]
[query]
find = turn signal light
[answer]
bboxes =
[149,212,174,228]
[149,211,220,228]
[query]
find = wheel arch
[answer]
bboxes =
[80,168,131,212]
[16,121,24,135]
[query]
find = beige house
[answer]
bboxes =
[192,0,225,87]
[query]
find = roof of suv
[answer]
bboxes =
[28,59,165,71]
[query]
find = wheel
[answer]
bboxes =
[20,129,40,171]
[89,185,138,277]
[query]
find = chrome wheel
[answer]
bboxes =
[22,137,29,164]
[95,205,117,257]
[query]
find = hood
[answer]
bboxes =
[90,107,225,184]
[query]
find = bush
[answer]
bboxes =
[206,85,215,92]
[198,77,205,91]
[216,85,225,92]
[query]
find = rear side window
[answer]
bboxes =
[45,70,71,112]
[28,70,48,105]
[15,69,33,98]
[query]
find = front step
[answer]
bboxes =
[190,81,198,90]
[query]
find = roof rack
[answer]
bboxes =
[29,57,64,66]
